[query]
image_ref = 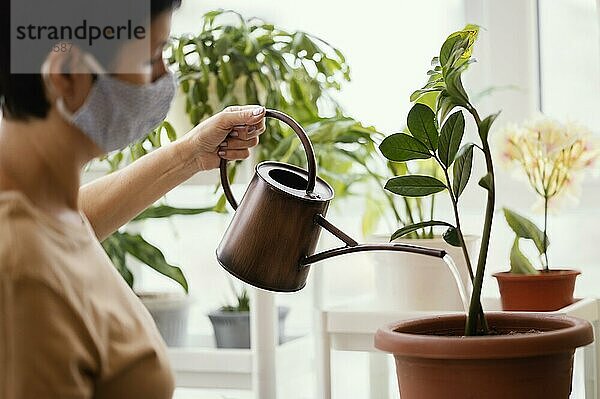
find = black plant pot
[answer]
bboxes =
[208,306,290,349]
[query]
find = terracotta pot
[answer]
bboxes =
[375,312,593,399]
[494,270,580,311]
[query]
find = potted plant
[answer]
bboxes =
[374,25,593,398]
[166,9,383,206]
[494,117,598,311]
[207,282,290,349]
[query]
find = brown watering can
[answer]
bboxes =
[216,109,446,292]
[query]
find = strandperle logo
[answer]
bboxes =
[15,20,147,47]
[10,0,150,74]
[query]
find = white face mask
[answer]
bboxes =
[56,54,176,153]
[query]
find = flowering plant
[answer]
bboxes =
[499,117,599,273]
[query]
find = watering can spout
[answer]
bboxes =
[300,214,447,267]
[300,243,447,267]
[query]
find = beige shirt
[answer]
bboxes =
[0,191,174,398]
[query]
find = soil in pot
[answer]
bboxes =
[375,312,593,399]
[494,270,580,311]
[208,306,290,349]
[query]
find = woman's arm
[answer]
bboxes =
[79,106,265,241]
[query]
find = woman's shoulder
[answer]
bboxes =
[0,191,88,279]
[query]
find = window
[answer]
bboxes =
[538,0,600,128]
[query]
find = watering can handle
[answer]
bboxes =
[219,109,318,210]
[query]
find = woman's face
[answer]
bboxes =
[44,10,174,121]
[111,10,173,84]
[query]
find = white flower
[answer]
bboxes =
[496,115,599,211]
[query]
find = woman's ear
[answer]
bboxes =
[42,47,94,114]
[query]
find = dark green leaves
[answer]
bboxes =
[479,111,500,142]
[503,208,547,255]
[478,173,493,191]
[443,226,461,247]
[379,133,431,162]
[438,111,465,167]
[385,175,446,197]
[509,238,539,275]
[407,104,439,151]
[452,143,475,198]
[101,234,134,287]
[439,25,479,67]
[390,220,454,241]
[133,205,216,221]
[119,232,189,293]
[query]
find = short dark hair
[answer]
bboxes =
[0,0,181,120]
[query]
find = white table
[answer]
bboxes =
[168,289,298,398]
[315,296,600,399]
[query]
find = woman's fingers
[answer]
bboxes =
[230,121,266,140]
[217,106,265,131]
[221,136,259,150]
[218,148,251,161]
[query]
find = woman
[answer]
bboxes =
[0,0,265,397]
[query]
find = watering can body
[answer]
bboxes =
[216,110,446,293]
[217,162,333,291]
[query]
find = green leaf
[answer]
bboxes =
[443,226,461,247]
[510,238,540,275]
[439,25,479,67]
[134,205,215,221]
[479,111,500,142]
[414,91,440,110]
[452,143,474,198]
[440,34,464,66]
[436,90,462,121]
[120,233,189,293]
[445,68,469,106]
[410,87,443,102]
[213,194,228,213]
[503,208,547,255]
[385,175,446,197]
[101,234,134,287]
[406,103,439,151]
[478,173,493,191]
[379,133,432,162]
[391,220,454,241]
[162,121,177,142]
[438,111,465,167]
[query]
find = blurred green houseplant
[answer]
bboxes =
[167,9,382,202]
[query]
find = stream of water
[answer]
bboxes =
[442,254,472,314]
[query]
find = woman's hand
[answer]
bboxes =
[179,105,266,171]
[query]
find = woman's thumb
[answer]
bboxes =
[221,105,265,126]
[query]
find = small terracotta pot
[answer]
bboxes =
[494,269,580,311]
[375,313,593,399]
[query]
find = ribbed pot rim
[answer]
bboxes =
[375,312,593,360]
[493,270,581,281]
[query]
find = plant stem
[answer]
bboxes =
[435,154,487,331]
[429,195,435,238]
[436,156,475,281]
[465,106,494,336]
[543,194,549,271]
